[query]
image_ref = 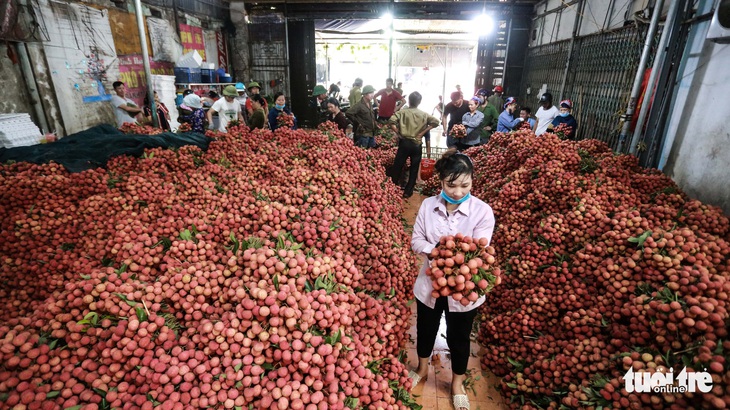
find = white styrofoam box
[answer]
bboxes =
[0,113,43,148]
[177,50,203,69]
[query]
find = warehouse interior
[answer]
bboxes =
[1,0,730,408]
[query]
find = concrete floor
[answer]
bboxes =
[402,193,507,410]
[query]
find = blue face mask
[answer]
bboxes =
[440,190,471,205]
[560,112,569,117]
[275,104,285,110]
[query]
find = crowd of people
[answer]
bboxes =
[109,78,579,156]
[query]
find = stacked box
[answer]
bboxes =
[0,114,43,148]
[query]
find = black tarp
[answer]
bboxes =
[0,124,210,173]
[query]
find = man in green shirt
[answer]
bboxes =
[346,85,378,148]
[476,88,499,144]
[488,85,505,113]
[388,91,440,198]
[348,78,363,108]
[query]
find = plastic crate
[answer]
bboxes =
[201,68,216,83]
[174,67,202,84]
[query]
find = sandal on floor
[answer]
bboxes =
[407,370,424,388]
[452,386,470,410]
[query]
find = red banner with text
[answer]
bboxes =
[180,24,206,62]
[117,55,175,106]
[216,32,228,72]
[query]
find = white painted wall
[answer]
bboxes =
[661,0,730,215]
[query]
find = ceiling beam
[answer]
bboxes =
[243,1,536,21]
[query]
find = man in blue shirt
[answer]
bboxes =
[497,97,524,132]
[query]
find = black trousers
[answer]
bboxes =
[416,298,477,375]
[390,139,422,196]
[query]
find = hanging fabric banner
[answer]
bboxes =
[216,32,228,71]
[179,23,205,61]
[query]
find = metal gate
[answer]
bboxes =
[518,25,659,150]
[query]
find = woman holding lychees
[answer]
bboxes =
[409,148,496,410]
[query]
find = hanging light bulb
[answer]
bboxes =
[474,13,494,37]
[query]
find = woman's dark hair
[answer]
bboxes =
[250,94,265,105]
[182,89,194,97]
[143,91,157,106]
[435,148,474,184]
[208,91,219,99]
[327,97,340,107]
[273,92,285,104]
[521,106,531,114]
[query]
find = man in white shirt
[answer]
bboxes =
[110,81,143,127]
[207,85,244,132]
[534,92,560,136]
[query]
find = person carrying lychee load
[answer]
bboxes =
[409,149,495,410]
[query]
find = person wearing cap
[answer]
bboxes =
[349,78,363,108]
[488,85,505,113]
[497,97,524,132]
[311,85,329,126]
[234,82,247,115]
[458,97,485,151]
[534,92,559,136]
[442,91,470,148]
[177,89,196,125]
[475,89,499,144]
[245,81,268,118]
[181,94,206,133]
[248,94,268,130]
[346,85,378,148]
[388,91,440,198]
[207,85,244,132]
[374,78,406,122]
[548,99,578,139]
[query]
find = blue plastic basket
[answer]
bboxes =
[174,67,202,84]
[201,68,216,83]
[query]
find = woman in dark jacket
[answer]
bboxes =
[268,92,298,131]
[326,98,350,132]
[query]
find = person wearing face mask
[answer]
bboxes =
[497,97,524,132]
[475,89,498,144]
[268,91,298,131]
[548,99,578,139]
[409,149,495,410]
[458,97,485,151]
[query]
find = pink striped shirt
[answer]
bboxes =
[411,194,496,312]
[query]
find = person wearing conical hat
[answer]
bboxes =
[311,85,329,126]
[207,85,244,132]
[245,81,268,118]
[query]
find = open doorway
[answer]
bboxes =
[315,19,479,149]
